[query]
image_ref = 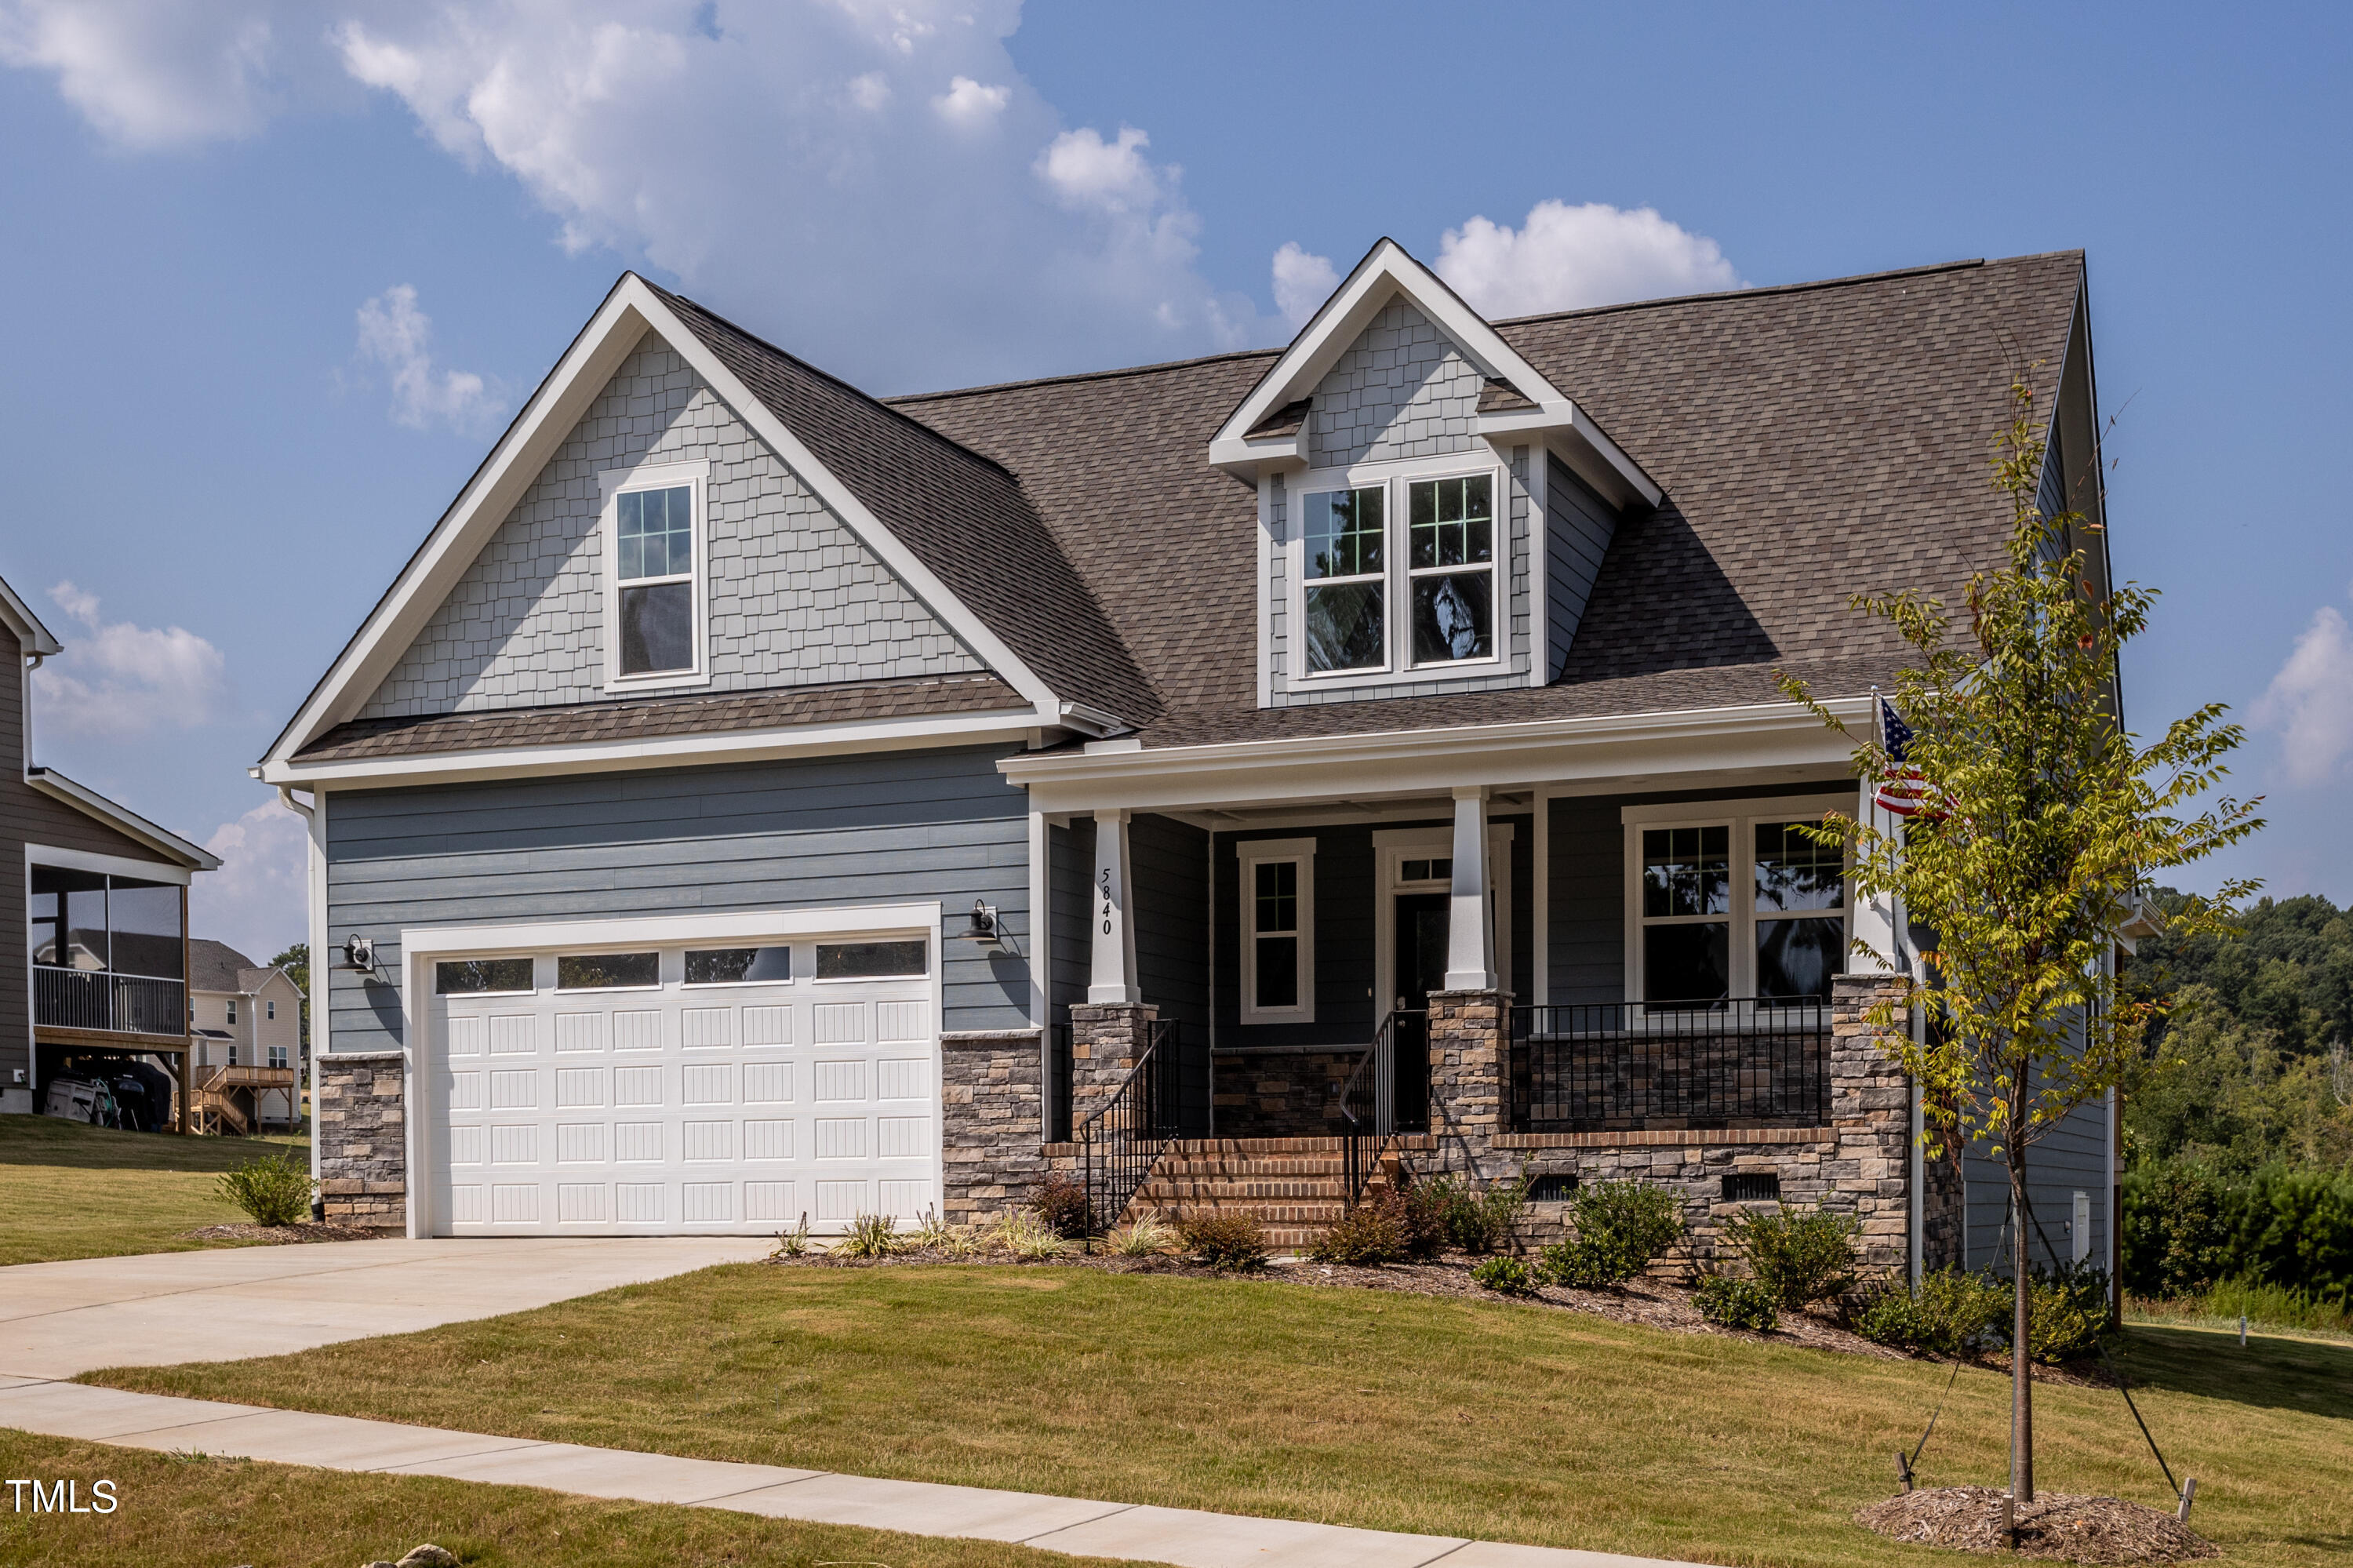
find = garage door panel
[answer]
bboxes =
[429,930,938,1236]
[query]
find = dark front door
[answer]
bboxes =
[1391,893,1449,1131]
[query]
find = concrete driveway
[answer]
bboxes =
[0,1235,770,1378]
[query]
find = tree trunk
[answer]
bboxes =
[2010,1143,2035,1509]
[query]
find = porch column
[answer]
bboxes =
[1089,808,1140,1005]
[1851,778,1906,973]
[1443,787,1497,991]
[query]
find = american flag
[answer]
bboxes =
[1873,693,1937,817]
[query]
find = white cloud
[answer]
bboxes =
[1435,199,1742,318]
[0,0,290,148]
[1036,126,1159,212]
[847,69,890,111]
[932,73,1007,127]
[2253,595,2353,787]
[29,581,228,737]
[354,284,506,434]
[191,797,309,963]
[1271,241,1340,329]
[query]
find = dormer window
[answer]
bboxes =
[600,459,710,689]
[1293,461,1502,682]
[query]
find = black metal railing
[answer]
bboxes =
[1338,1009,1425,1204]
[1512,998,1827,1132]
[34,966,187,1038]
[1076,1019,1183,1235]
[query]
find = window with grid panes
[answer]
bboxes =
[1300,486,1385,672]
[1406,473,1493,664]
[1251,860,1301,1010]
[615,485,694,674]
[1752,821,1846,1001]
[1639,825,1731,1002]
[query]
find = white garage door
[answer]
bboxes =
[424,933,937,1236]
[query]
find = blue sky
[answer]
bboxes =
[2,1,2347,960]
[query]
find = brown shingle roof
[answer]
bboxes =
[894,253,2083,749]
[649,285,1161,728]
[296,673,1028,762]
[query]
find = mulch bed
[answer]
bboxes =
[183,1222,386,1245]
[1857,1486,2217,1563]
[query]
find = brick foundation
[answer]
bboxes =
[940,1029,1046,1224]
[316,1051,406,1230]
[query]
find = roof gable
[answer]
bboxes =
[264,275,1152,775]
[1209,239,1660,507]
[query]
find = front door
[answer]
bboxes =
[1391,892,1448,1131]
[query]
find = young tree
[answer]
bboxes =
[268,942,310,1055]
[1779,382,2261,1506]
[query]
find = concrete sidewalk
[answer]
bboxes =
[0,1236,771,1377]
[1,1377,1714,1568]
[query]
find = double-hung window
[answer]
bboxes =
[1625,798,1851,1006]
[1295,464,1501,679]
[1302,486,1385,673]
[602,460,708,687]
[1238,838,1316,1023]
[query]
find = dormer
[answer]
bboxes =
[1211,240,1660,708]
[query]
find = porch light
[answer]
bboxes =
[336,934,377,974]
[956,900,1003,949]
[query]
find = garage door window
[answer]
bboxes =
[686,947,793,985]
[436,958,533,995]
[816,940,928,980]
[556,951,660,990]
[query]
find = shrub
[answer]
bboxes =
[1695,1275,1779,1331]
[1110,1213,1177,1257]
[1421,1173,1528,1254]
[2014,1261,2110,1364]
[1724,1202,1860,1310]
[215,1152,312,1227]
[1471,1255,1538,1296]
[987,1210,1073,1261]
[771,1213,813,1258]
[1307,1193,1409,1265]
[1392,1181,1452,1261]
[1540,1181,1686,1288]
[1030,1174,1094,1240]
[835,1212,900,1259]
[1848,1268,2009,1356]
[1180,1210,1269,1271]
[2122,1159,2353,1308]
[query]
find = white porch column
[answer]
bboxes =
[1850,777,1907,973]
[1088,808,1141,1005]
[1444,787,1497,991]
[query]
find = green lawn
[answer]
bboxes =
[84,1263,2353,1568]
[0,1115,310,1267]
[0,1428,1123,1568]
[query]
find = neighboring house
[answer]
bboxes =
[2,573,220,1126]
[188,938,304,1131]
[257,241,2125,1276]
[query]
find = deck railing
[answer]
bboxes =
[33,966,187,1039]
[1075,1018,1183,1235]
[1511,999,1828,1132]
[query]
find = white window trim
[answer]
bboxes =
[1238,836,1317,1024]
[1620,794,1853,1004]
[1373,824,1514,1013]
[599,458,711,694]
[1290,454,1507,689]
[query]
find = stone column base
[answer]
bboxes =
[1420,988,1507,1183]
[1067,1002,1157,1133]
[317,1051,406,1230]
[1831,973,1917,1281]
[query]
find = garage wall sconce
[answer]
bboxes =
[957,900,1007,951]
[336,934,380,976]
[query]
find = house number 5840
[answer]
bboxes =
[1100,868,1114,934]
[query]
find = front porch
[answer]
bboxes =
[945,740,1941,1278]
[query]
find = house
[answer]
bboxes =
[2,573,220,1127]
[187,938,304,1133]
[256,240,2122,1276]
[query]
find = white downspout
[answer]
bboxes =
[276,786,324,1216]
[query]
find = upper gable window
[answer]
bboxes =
[1293,460,1501,681]
[601,460,709,689]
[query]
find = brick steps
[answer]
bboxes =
[1118,1137,1412,1249]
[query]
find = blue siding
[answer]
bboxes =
[1132,813,1211,1130]
[323,744,1034,1050]
[1048,816,1094,1024]
[1544,454,1620,680]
